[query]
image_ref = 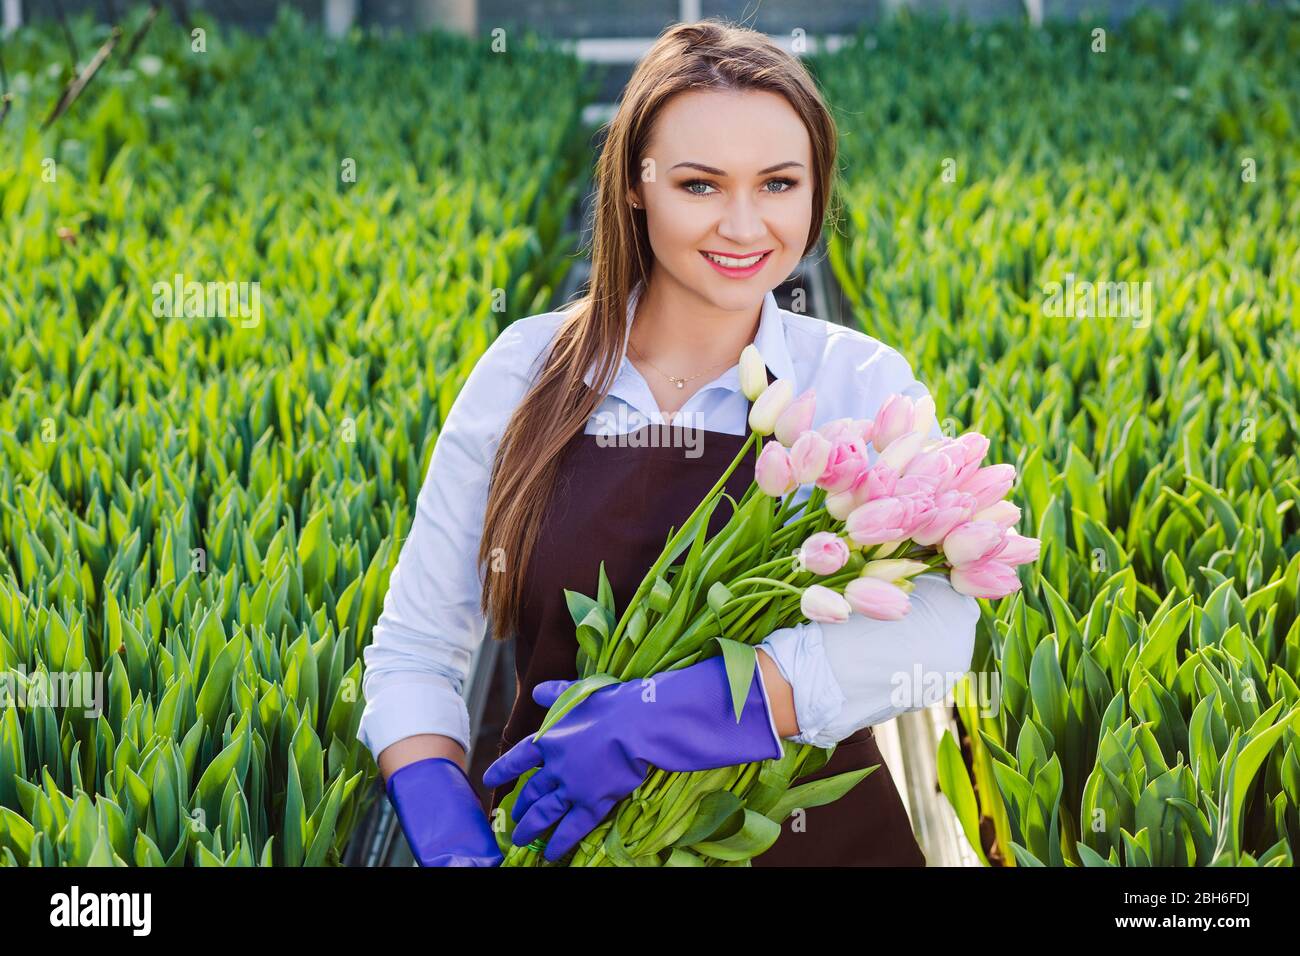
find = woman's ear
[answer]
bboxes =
[626,188,643,210]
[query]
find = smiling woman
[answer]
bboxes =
[638,91,813,304]
[361,18,978,868]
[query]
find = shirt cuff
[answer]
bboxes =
[758,621,847,749]
[751,653,788,756]
[356,675,472,760]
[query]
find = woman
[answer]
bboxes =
[357,19,979,867]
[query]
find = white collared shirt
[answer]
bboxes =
[357,282,979,758]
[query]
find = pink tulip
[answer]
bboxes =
[789,430,833,483]
[894,472,942,498]
[844,577,912,621]
[859,459,900,501]
[955,431,990,461]
[774,389,817,447]
[903,444,962,489]
[878,430,926,472]
[957,463,1016,511]
[897,494,936,539]
[872,394,916,451]
[942,520,1005,566]
[755,440,797,496]
[816,439,869,494]
[853,418,876,445]
[797,531,851,575]
[826,460,898,519]
[817,417,861,444]
[986,530,1041,566]
[950,559,1022,599]
[909,490,977,546]
[845,496,913,547]
[935,433,989,491]
[973,499,1021,529]
[910,395,937,437]
[801,584,852,624]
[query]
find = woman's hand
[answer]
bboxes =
[481,654,786,862]
[386,757,503,866]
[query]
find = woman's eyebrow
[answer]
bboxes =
[669,161,806,175]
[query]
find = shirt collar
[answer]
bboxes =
[582,280,798,394]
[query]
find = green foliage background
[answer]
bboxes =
[815,2,1300,865]
[0,0,1296,866]
[0,6,591,865]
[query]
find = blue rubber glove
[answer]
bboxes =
[386,757,503,867]
[482,656,784,862]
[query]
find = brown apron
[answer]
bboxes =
[488,382,926,866]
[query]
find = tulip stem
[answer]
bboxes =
[727,575,804,597]
[773,489,798,525]
[607,431,759,650]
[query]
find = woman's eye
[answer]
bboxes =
[680,178,799,196]
[682,179,716,196]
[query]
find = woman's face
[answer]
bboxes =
[632,88,815,309]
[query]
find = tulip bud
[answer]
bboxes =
[844,577,911,621]
[872,394,914,451]
[845,497,910,547]
[988,530,1041,566]
[755,440,797,497]
[801,584,852,624]
[950,559,1021,599]
[748,378,795,435]
[879,430,926,472]
[789,430,833,484]
[973,499,1020,529]
[797,531,851,575]
[825,486,858,521]
[817,418,860,445]
[739,345,767,401]
[911,395,937,437]
[815,439,870,494]
[854,418,876,445]
[942,520,1005,566]
[859,558,930,582]
[957,463,1016,512]
[774,389,816,447]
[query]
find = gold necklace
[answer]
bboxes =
[626,339,729,390]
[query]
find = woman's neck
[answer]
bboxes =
[626,276,763,381]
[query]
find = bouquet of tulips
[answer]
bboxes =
[497,345,1040,866]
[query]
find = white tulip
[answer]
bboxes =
[739,345,768,401]
[911,395,937,437]
[748,378,795,436]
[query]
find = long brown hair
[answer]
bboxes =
[478,18,840,640]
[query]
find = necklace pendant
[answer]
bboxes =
[675,380,684,389]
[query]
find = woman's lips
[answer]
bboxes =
[700,249,772,278]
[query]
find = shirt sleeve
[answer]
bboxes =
[758,573,979,747]
[356,321,542,761]
[759,345,976,747]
